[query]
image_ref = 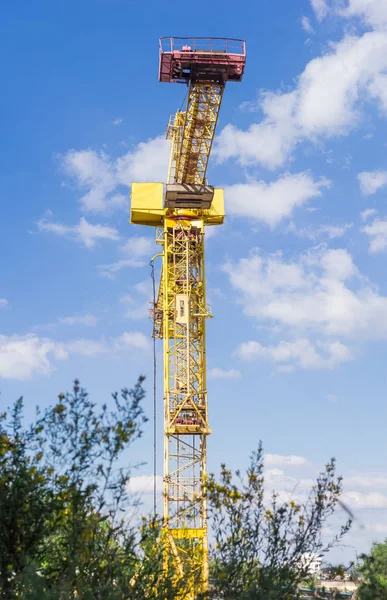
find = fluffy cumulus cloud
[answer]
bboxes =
[235,338,352,371]
[358,169,387,195]
[225,172,331,227]
[263,450,387,522]
[361,208,378,221]
[37,215,119,248]
[225,246,387,369]
[362,217,387,253]
[247,449,387,542]
[0,335,67,380]
[0,332,150,380]
[311,0,329,21]
[337,0,387,30]
[120,236,154,258]
[243,447,387,517]
[62,150,122,213]
[225,246,387,338]
[214,28,387,169]
[115,331,150,351]
[62,137,170,213]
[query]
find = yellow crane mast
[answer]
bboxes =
[130,37,246,596]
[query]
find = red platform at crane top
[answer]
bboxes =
[159,37,246,84]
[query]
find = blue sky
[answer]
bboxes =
[2,0,387,561]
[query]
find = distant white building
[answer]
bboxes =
[298,552,322,575]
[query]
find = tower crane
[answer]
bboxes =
[130,37,246,597]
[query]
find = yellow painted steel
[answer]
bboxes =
[161,217,211,596]
[167,83,224,185]
[130,182,164,226]
[130,81,226,599]
[131,183,224,229]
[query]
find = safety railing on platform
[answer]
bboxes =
[159,36,246,56]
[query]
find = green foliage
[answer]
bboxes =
[35,377,147,591]
[0,378,186,599]
[0,381,353,600]
[0,399,53,594]
[357,539,387,599]
[203,443,352,600]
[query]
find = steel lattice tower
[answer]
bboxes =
[130,37,246,597]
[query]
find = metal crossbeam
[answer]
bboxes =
[131,36,245,599]
[168,84,224,185]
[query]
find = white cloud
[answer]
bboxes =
[345,474,387,489]
[340,0,387,30]
[37,215,119,248]
[62,150,121,213]
[362,217,387,252]
[235,338,352,371]
[115,137,170,184]
[301,15,314,33]
[361,208,378,220]
[120,295,149,320]
[265,453,309,467]
[224,246,387,340]
[58,314,97,327]
[115,331,151,351]
[342,491,387,509]
[214,115,296,171]
[120,279,153,319]
[365,523,387,533]
[326,393,338,402]
[225,172,330,227]
[0,331,150,380]
[315,223,353,239]
[98,258,145,279]
[215,31,387,169]
[0,335,67,380]
[0,299,8,308]
[293,222,353,239]
[127,474,163,495]
[204,225,218,240]
[208,368,241,379]
[97,237,154,278]
[134,280,152,296]
[358,169,387,195]
[120,236,153,258]
[111,118,123,126]
[311,0,329,21]
[65,339,107,356]
[62,137,169,213]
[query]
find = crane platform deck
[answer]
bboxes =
[159,37,246,83]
